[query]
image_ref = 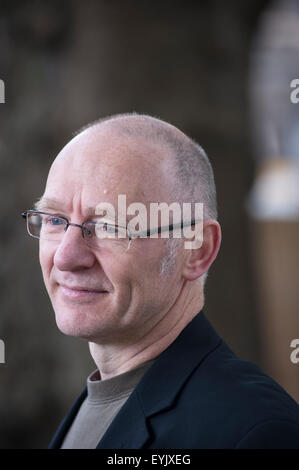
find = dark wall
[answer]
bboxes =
[0,0,269,448]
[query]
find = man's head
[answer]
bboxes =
[37,113,221,345]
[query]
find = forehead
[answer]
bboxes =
[42,127,175,213]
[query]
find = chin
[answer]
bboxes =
[54,311,92,339]
[53,303,120,342]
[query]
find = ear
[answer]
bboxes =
[182,220,221,281]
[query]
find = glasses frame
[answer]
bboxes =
[21,209,200,245]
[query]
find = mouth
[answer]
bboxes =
[59,284,109,302]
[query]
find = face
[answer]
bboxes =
[39,126,185,344]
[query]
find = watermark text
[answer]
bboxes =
[290,79,299,103]
[290,339,299,364]
[0,80,4,103]
[95,195,204,249]
[0,339,5,363]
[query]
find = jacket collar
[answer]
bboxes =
[49,311,222,449]
[97,311,222,448]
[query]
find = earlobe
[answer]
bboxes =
[182,220,221,282]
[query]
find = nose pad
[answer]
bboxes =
[64,222,87,239]
[58,225,81,247]
[125,238,132,251]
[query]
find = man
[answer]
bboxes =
[22,113,299,448]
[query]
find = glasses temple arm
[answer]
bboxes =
[130,218,201,238]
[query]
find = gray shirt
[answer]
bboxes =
[61,359,155,449]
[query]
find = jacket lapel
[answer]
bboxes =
[97,311,222,448]
[96,389,151,449]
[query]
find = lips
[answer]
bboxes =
[60,283,108,293]
[58,283,110,302]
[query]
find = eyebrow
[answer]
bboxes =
[34,197,68,212]
[34,198,97,217]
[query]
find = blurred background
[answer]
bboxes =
[0,0,298,449]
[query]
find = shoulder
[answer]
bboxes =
[235,419,299,448]
[176,340,299,447]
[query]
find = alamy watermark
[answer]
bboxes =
[0,339,5,363]
[290,79,299,103]
[95,196,204,249]
[290,339,299,364]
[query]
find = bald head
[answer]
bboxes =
[45,119,176,219]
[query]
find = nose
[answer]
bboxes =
[53,224,96,271]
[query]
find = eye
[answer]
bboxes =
[99,223,117,235]
[103,223,115,233]
[83,224,94,238]
[94,222,118,239]
[49,216,65,226]
[43,215,66,227]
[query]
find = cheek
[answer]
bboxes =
[39,243,54,287]
[100,253,134,296]
[114,243,165,299]
[96,250,146,312]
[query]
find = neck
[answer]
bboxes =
[89,281,204,380]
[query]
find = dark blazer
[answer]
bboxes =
[49,311,299,449]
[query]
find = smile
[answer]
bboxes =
[59,284,109,301]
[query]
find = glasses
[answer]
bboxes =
[21,210,199,251]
